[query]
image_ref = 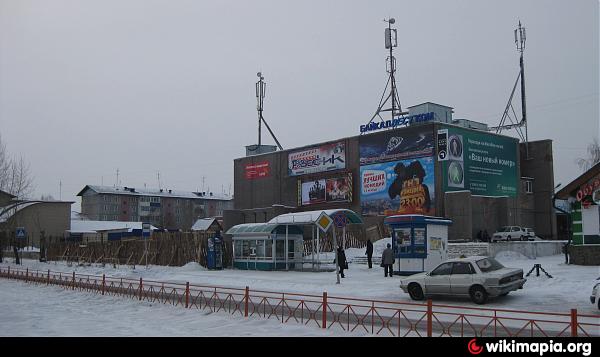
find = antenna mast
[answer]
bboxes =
[489,21,529,158]
[256,72,283,150]
[364,18,406,132]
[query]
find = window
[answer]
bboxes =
[523,180,533,194]
[413,228,426,255]
[452,262,474,275]
[275,240,285,259]
[476,258,504,272]
[430,263,453,276]
[395,228,412,254]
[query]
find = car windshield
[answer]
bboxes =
[498,227,510,232]
[476,258,505,272]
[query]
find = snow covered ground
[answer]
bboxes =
[0,279,369,337]
[1,249,598,316]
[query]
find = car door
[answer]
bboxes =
[450,262,475,295]
[425,262,452,294]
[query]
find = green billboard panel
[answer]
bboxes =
[439,126,518,197]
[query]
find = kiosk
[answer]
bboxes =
[206,231,223,270]
[384,215,452,275]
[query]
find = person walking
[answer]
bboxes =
[381,243,395,277]
[337,246,348,278]
[365,239,374,269]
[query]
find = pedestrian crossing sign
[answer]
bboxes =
[16,227,26,239]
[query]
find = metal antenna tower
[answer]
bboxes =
[363,18,406,133]
[489,21,529,158]
[256,72,283,150]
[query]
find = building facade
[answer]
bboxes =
[228,105,557,241]
[78,185,234,231]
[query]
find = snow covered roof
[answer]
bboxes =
[268,209,363,225]
[77,185,232,201]
[191,218,221,231]
[68,220,158,234]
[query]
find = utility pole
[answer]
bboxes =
[516,21,529,158]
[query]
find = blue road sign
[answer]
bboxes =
[16,227,26,239]
[333,213,348,229]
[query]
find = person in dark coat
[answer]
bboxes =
[483,230,490,242]
[476,230,483,242]
[337,246,347,278]
[365,239,374,268]
[381,243,395,277]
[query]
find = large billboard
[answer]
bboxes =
[440,127,518,197]
[299,174,352,206]
[359,127,434,165]
[245,161,270,180]
[288,141,346,176]
[360,157,435,216]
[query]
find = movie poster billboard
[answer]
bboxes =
[359,127,434,165]
[288,141,346,176]
[360,157,435,216]
[440,127,518,197]
[299,174,352,206]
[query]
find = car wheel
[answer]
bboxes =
[520,236,525,241]
[470,285,488,305]
[408,283,424,301]
[507,236,511,241]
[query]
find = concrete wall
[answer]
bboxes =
[569,245,600,265]
[448,241,567,259]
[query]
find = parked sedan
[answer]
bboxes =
[591,278,600,310]
[492,226,528,242]
[399,256,526,304]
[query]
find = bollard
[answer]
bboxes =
[47,269,50,285]
[322,292,328,329]
[102,274,105,295]
[571,309,578,337]
[185,282,190,308]
[244,286,249,317]
[72,271,75,290]
[139,277,143,301]
[427,299,433,337]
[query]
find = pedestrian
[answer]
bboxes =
[483,230,490,242]
[365,239,373,269]
[381,243,395,278]
[337,246,348,278]
[476,230,483,242]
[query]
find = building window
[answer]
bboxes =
[523,180,533,194]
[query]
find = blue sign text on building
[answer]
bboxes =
[360,112,435,133]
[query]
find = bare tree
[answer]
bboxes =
[576,138,600,172]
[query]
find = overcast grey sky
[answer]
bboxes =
[1,0,598,211]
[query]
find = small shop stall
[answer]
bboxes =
[384,215,452,275]
[227,223,304,270]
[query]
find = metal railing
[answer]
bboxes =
[1,266,598,337]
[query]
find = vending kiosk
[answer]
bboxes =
[384,215,452,275]
[206,231,223,270]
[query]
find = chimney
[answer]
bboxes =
[168,189,172,194]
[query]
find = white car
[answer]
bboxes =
[591,278,600,310]
[492,226,528,242]
[399,256,526,305]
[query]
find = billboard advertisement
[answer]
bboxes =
[299,174,352,206]
[359,127,434,165]
[360,157,435,216]
[245,161,270,180]
[440,127,518,197]
[288,141,345,176]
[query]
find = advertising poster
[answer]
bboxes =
[300,174,352,206]
[440,127,518,197]
[360,157,435,216]
[245,161,270,180]
[359,127,434,165]
[288,142,345,176]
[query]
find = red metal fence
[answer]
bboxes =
[1,266,598,337]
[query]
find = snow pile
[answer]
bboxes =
[494,251,531,261]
